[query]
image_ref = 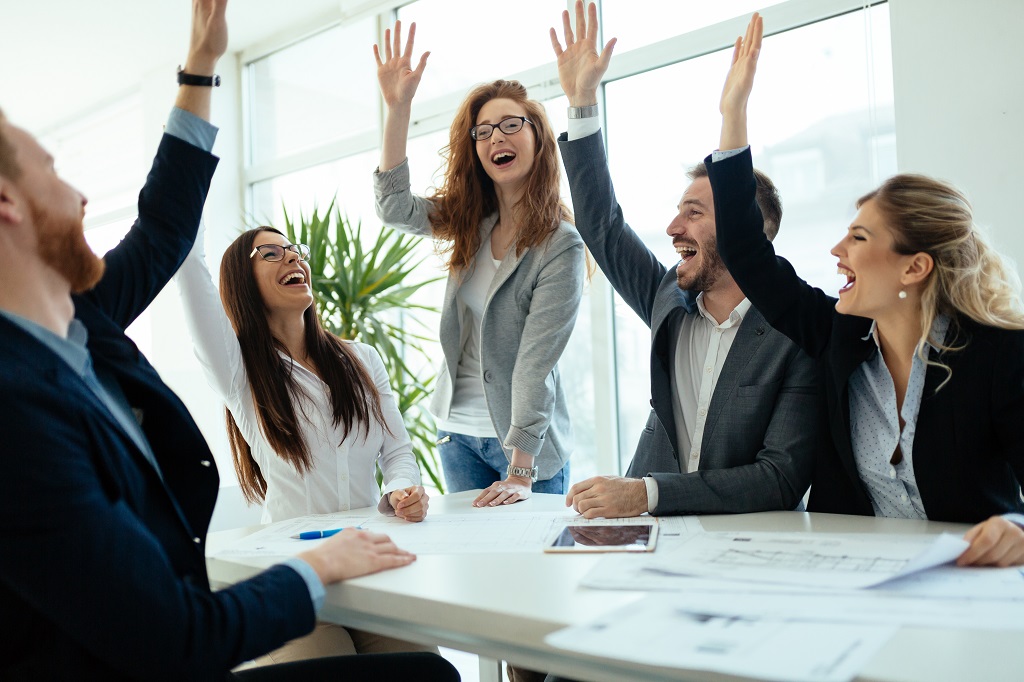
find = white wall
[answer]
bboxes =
[890,0,1024,267]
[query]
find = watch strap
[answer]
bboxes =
[177,66,221,87]
[507,464,539,482]
[567,104,599,119]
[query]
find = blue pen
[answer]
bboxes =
[291,528,345,540]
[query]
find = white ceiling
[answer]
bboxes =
[0,0,347,132]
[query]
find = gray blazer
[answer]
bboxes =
[558,131,817,514]
[374,160,585,480]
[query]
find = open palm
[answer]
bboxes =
[549,1,616,104]
[374,20,429,109]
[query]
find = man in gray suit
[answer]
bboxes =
[550,1,818,518]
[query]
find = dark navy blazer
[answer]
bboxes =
[0,135,313,680]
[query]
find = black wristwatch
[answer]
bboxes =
[177,66,221,87]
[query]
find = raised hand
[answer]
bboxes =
[719,12,763,150]
[374,20,430,110]
[176,0,229,121]
[185,0,229,75]
[549,0,616,106]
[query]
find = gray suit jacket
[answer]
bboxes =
[374,159,585,479]
[558,131,817,514]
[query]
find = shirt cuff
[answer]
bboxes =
[166,107,218,152]
[643,476,659,514]
[281,557,326,613]
[567,115,601,142]
[1002,513,1024,530]
[711,145,749,163]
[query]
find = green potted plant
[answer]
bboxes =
[282,198,446,492]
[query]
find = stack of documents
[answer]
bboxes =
[546,522,1024,681]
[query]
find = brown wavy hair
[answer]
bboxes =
[219,227,386,503]
[429,80,571,271]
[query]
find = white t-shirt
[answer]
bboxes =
[437,232,503,437]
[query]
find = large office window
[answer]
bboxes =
[243,0,895,480]
[248,18,379,164]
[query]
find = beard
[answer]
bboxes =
[675,236,727,293]
[32,200,105,294]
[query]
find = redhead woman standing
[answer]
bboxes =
[372,22,585,506]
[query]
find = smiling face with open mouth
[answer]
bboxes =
[474,97,537,196]
[666,176,728,293]
[830,198,913,319]
[251,230,313,317]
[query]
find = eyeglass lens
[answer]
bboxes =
[256,244,310,262]
[472,117,527,141]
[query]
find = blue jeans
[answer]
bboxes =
[436,430,570,494]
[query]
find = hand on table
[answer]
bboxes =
[957,516,1024,567]
[473,477,532,507]
[566,476,647,518]
[299,529,415,584]
[389,485,429,522]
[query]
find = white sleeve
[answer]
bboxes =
[175,223,247,402]
[567,114,602,142]
[363,345,420,514]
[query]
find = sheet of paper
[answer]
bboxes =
[545,593,896,682]
[666,587,1024,630]
[213,509,633,558]
[649,531,968,589]
[212,512,375,558]
[361,511,571,554]
[873,564,1024,599]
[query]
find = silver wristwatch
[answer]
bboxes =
[507,464,539,482]
[567,104,599,119]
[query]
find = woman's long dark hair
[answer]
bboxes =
[219,227,386,504]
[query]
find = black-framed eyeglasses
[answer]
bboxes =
[249,243,311,262]
[470,116,534,141]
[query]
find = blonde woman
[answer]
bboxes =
[711,14,1024,566]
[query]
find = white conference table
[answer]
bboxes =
[207,492,1020,682]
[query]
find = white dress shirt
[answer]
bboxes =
[176,232,419,524]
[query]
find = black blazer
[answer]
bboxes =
[708,148,1024,522]
[0,135,313,681]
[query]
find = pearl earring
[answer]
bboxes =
[898,290,907,300]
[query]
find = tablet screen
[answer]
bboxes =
[545,523,657,552]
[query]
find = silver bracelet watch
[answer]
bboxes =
[567,104,599,119]
[507,464,539,482]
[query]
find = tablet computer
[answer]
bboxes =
[544,522,658,553]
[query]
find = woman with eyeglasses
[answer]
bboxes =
[709,15,1024,566]
[372,21,585,507]
[175,226,437,660]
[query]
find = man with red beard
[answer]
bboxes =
[0,2,457,681]
[551,1,818,518]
